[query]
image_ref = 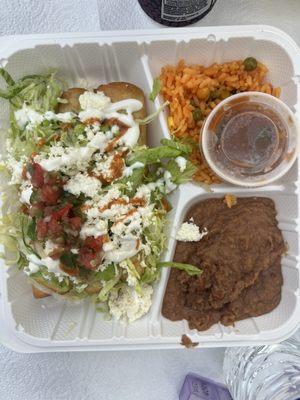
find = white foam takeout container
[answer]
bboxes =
[0,25,299,353]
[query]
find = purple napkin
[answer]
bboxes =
[179,373,233,400]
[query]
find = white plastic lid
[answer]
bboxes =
[201,92,300,187]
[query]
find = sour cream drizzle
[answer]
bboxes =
[36,93,143,172]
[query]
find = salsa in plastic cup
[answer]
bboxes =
[201,92,299,187]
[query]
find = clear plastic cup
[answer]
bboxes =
[223,331,300,400]
[201,92,300,187]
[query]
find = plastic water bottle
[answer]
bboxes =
[223,331,300,400]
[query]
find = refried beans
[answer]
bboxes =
[162,197,286,331]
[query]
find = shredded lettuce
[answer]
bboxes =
[0,186,24,266]
[136,101,169,125]
[74,283,88,294]
[140,263,159,284]
[160,138,192,155]
[144,213,166,254]
[159,262,202,276]
[149,78,161,102]
[126,138,195,190]
[126,258,141,279]
[174,135,199,150]
[0,69,62,112]
[30,269,71,294]
[60,127,79,147]
[128,145,182,165]
[95,302,111,320]
[128,137,192,167]
[0,68,15,88]
[97,278,119,302]
[21,215,41,259]
[165,159,197,185]
[95,263,116,282]
[117,166,146,196]
[16,253,28,269]
[0,69,63,160]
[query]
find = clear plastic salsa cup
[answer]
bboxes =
[201,92,300,187]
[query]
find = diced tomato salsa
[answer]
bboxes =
[24,162,103,273]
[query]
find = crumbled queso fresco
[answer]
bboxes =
[108,284,153,323]
[176,221,208,242]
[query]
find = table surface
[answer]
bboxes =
[0,0,299,399]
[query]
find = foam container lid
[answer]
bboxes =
[0,25,299,352]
